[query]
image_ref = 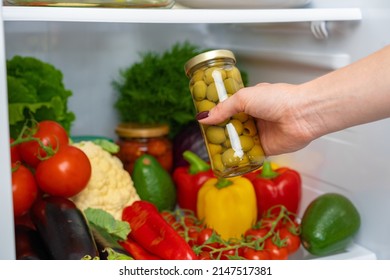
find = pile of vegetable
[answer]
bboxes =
[7,53,361,261]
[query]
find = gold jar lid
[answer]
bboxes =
[115,123,169,138]
[184,49,236,77]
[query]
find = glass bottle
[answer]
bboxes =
[115,123,172,174]
[184,49,265,178]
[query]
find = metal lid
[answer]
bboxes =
[115,123,169,138]
[184,49,236,77]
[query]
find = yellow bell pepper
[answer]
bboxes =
[197,176,257,241]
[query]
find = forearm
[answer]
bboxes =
[298,45,390,138]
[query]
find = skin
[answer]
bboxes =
[198,45,390,156]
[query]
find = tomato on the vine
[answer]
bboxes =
[10,138,22,164]
[242,247,271,260]
[278,227,301,254]
[264,238,289,260]
[35,145,91,197]
[12,164,38,217]
[19,120,69,168]
[244,227,270,241]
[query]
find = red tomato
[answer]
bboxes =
[242,247,271,260]
[12,164,38,217]
[196,228,213,245]
[197,251,212,260]
[19,121,69,168]
[264,238,289,260]
[244,227,270,241]
[196,228,220,249]
[35,145,91,197]
[10,138,21,164]
[278,227,301,254]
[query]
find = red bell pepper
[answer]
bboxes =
[122,200,197,260]
[244,161,302,217]
[119,237,161,260]
[172,150,215,215]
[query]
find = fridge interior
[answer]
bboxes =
[1,0,390,260]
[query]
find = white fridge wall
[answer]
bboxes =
[3,0,390,259]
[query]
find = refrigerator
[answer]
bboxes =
[0,0,389,260]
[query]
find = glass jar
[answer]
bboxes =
[115,123,173,174]
[184,49,265,178]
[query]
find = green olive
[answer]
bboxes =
[205,126,226,144]
[192,69,204,82]
[192,80,207,101]
[204,68,226,85]
[206,83,219,102]
[216,119,229,127]
[226,66,243,83]
[247,144,265,162]
[232,112,249,123]
[225,119,244,136]
[197,99,216,112]
[221,148,242,167]
[223,139,231,148]
[208,143,223,156]
[224,77,240,95]
[243,118,257,137]
[237,154,249,166]
[239,135,255,152]
[211,153,225,173]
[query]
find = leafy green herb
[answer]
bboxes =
[112,42,207,138]
[7,56,75,138]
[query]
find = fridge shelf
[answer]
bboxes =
[1,7,362,24]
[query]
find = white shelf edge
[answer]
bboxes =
[2,7,362,24]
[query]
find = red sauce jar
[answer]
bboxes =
[115,123,173,174]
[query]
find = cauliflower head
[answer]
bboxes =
[71,141,140,220]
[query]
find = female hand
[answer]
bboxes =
[196,82,318,156]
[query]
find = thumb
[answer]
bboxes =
[196,94,242,125]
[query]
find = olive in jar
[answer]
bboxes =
[185,49,265,178]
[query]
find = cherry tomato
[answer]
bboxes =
[278,227,301,254]
[264,238,289,260]
[35,145,91,197]
[196,228,220,249]
[197,251,212,260]
[242,247,271,260]
[244,227,270,241]
[19,120,69,168]
[10,138,21,164]
[12,164,38,217]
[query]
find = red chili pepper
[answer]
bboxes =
[122,200,197,260]
[172,150,215,215]
[119,237,161,260]
[244,161,302,217]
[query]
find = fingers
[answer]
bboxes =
[196,91,243,125]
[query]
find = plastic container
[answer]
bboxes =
[184,49,265,178]
[115,123,173,174]
[4,0,175,8]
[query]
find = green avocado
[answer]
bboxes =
[301,193,361,256]
[132,154,176,212]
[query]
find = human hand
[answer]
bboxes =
[196,83,318,156]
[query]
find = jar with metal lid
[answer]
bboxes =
[184,49,265,178]
[115,123,173,174]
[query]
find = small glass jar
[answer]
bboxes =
[115,123,173,174]
[184,49,265,178]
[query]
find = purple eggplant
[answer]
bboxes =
[30,196,99,260]
[15,225,51,260]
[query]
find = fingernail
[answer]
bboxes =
[196,111,209,120]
